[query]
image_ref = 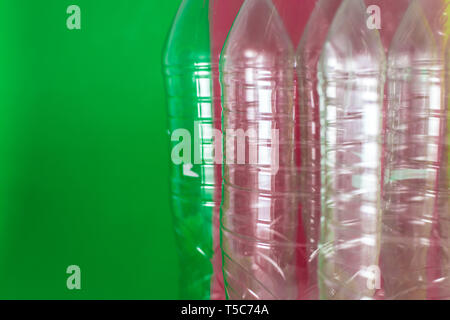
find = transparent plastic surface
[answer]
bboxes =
[164,0,216,300]
[220,0,299,300]
[289,0,318,300]
[317,0,386,300]
[297,0,343,300]
[381,0,450,300]
[163,0,450,300]
[444,40,450,299]
[210,0,244,300]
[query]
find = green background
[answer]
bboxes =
[0,0,181,299]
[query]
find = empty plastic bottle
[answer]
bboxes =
[443,38,450,299]
[381,0,448,300]
[209,0,244,300]
[220,0,298,300]
[317,0,386,300]
[296,0,342,300]
[164,0,217,300]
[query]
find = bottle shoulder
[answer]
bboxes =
[163,0,211,66]
[221,0,294,69]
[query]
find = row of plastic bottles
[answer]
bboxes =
[164,0,450,300]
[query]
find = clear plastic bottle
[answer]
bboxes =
[296,0,343,300]
[317,0,386,300]
[163,0,216,299]
[381,0,448,300]
[443,38,450,299]
[209,0,244,300]
[220,0,298,299]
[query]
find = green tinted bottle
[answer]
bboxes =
[163,0,215,300]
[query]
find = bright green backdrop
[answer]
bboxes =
[0,0,181,299]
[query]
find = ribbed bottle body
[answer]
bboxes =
[209,0,244,300]
[317,0,386,300]
[164,0,216,300]
[297,0,342,299]
[383,59,446,300]
[221,64,297,299]
[318,68,385,300]
[165,62,215,299]
[220,0,298,300]
[381,0,450,299]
